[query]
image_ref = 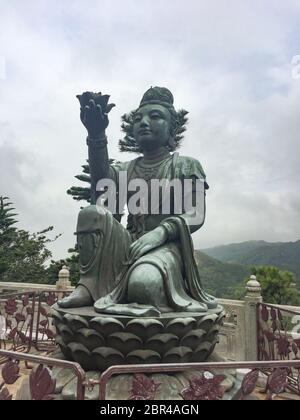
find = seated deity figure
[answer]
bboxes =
[58,87,217,316]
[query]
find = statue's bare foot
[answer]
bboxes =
[58,286,93,308]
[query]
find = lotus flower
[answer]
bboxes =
[76,91,115,114]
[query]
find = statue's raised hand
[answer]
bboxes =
[76,92,115,138]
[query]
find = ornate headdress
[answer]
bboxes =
[119,87,189,153]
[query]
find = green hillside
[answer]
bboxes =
[202,240,300,287]
[194,250,250,298]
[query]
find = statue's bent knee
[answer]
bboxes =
[77,205,107,232]
[127,264,168,307]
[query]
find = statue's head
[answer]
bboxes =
[119,87,188,153]
[132,87,177,152]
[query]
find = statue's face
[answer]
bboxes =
[133,104,171,151]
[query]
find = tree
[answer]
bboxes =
[252,266,300,305]
[0,196,60,283]
[0,197,18,276]
[234,266,300,305]
[0,196,18,235]
[66,158,117,203]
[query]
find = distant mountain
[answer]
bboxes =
[194,251,250,298]
[202,240,300,287]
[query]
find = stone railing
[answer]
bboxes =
[216,275,263,361]
[1,270,299,362]
[216,298,246,361]
[0,266,74,294]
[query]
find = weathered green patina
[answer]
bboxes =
[58,87,218,317]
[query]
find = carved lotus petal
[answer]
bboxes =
[63,314,89,332]
[67,342,94,371]
[126,319,164,341]
[57,324,73,344]
[162,346,193,363]
[146,333,179,355]
[166,318,197,338]
[92,347,124,371]
[51,309,63,323]
[107,332,142,355]
[90,317,124,337]
[76,328,105,351]
[181,329,207,350]
[126,350,161,365]
[55,336,72,360]
[192,341,217,362]
[205,326,219,343]
[197,314,218,332]
[217,310,227,324]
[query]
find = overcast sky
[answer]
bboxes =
[1,0,300,260]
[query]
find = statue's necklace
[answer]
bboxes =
[135,155,172,181]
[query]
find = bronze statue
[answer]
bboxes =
[58,87,217,316]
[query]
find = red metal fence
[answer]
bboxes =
[1,349,300,400]
[1,295,300,399]
[257,302,300,395]
[0,349,86,400]
[0,290,70,360]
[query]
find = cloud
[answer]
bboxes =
[0,0,300,259]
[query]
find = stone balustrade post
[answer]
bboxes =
[244,275,262,361]
[56,265,71,290]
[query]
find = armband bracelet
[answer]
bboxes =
[86,135,108,148]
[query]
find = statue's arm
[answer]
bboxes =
[180,178,206,234]
[87,134,110,204]
[160,177,206,243]
[160,157,208,240]
[176,157,208,234]
[77,92,115,204]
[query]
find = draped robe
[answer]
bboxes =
[77,152,217,316]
